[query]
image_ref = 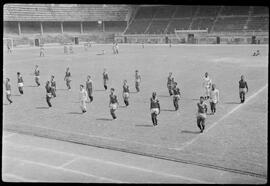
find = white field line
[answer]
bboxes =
[4,141,209,183]
[2,173,38,182]
[3,156,124,183]
[173,84,268,151]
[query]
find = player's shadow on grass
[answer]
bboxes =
[36,106,50,109]
[95,89,106,92]
[25,85,37,87]
[191,98,199,101]
[181,130,201,134]
[158,95,170,98]
[67,111,83,114]
[223,101,240,104]
[160,109,175,112]
[129,91,138,94]
[96,118,113,121]
[135,124,153,127]
[57,89,68,91]
[12,94,21,96]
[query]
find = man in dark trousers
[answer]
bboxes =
[239,75,248,103]
[197,96,207,133]
[109,88,119,120]
[86,75,93,102]
[150,92,160,126]
[45,81,52,107]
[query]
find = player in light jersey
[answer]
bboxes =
[115,42,119,54]
[109,88,119,120]
[167,72,173,96]
[239,75,248,103]
[17,72,24,95]
[64,44,68,54]
[50,75,56,97]
[150,92,160,126]
[197,96,207,133]
[202,72,212,99]
[5,78,13,104]
[103,69,109,90]
[64,67,71,91]
[45,81,52,107]
[79,84,88,113]
[34,65,40,87]
[40,46,45,57]
[209,84,219,114]
[69,44,74,54]
[122,80,130,106]
[86,75,93,102]
[135,70,141,92]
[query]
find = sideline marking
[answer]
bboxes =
[5,141,209,183]
[174,84,268,151]
[2,173,37,182]
[3,156,124,183]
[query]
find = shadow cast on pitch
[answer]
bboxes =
[191,98,199,101]
[160,109,175,112]
[95,89,106,92]
[135,124,153,127]
[57,89,68,91]
[129,91,138,94]
[181,130,201,134]
[36,106,50,109]
[223,101,240,104]
[12,94,21,96]
[67,111,83,114]
[158,95,170,98]
[96,118,113,121]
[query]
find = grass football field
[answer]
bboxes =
[3,43,268,178]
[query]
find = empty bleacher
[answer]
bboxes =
[220,6,250,16]
[4,21,19,35]
[174,6,198,18]
[252,6,269,15]
[146,20,169,34]
[191,18,215,30]
[167,19,192,33]
[213,17,248,32]
[20,21,41,34]
[63,22,81,33]
[135,7,157,19]
[196,6,221,17]
[247,16,269,31]
[125,20,149,34]
[42,22,62,34]
[154,6,176,18]
[104,21,127,33]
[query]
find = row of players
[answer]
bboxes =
[4,66,249,132]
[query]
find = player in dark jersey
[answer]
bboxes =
[197,96,207,133]
[167,72,173,96]
[239,75,248,103]
[50,75,56,97]
[122,80,130,106]
[86,75,93,102]
[109,88,119,120]
[17,72,24,95]
[150,92,160,126]
[173,86,181,111]
[135,70,141,92]
[45,81,52,107]
[34,65,40,86]
[5,78,12,104]
[64,67,71,91]
[103,68,109,90]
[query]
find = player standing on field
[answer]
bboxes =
[135,70,141,92]
[103,68,109,90]
[167,72,173,96]
[122,80,130,106]
[40,46,45,57]
[209,84,219,114]
[197,96,207,133]
[150,92,160,126]
[172,85,181,111]
[64,67,72,91]
[5,78,13,104]
[239,75,248,103]
[34,65,40,86]
[45,81,52,107]
[202,72,212,100]
[86,75,93,102]
[109,88,119,120]
[50,75,56,97]
[79,84,88,113]
[17,72,24,95]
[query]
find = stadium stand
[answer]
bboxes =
[20,22,41,34]
[213,17,248,32]
[42,22,62,34]
[63,22,81,33]
[196,6,220,17]
[220,6,250,16]
[173,6,198,18]
[135,7,157,19]
[166,19,192,33]
[104,21,127,33]
[154,6,175,18]
[82,22,102,33]
[190,18,215,30]
[4,21,19,35]
[125,20,149,34]
[252,6,269,15]
[146,20,169,34]
[247,16,269,31]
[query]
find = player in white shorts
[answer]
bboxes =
[209,84,219,114]
[122,80,130,106]
[202,72,212,100]
[17,72,24,95]
[150,92,160,126]
[79,84,88,113]
[5,78,13,104]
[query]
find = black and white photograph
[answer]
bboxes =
[2,2,268,183]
